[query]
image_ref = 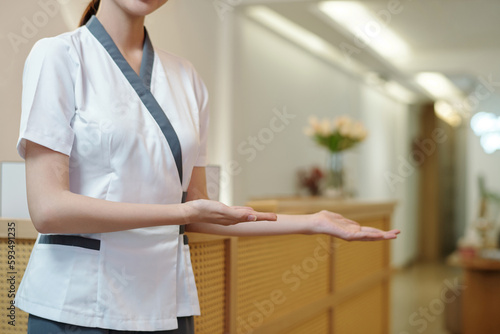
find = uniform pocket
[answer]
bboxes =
[23,243,99,315]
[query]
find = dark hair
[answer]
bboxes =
[79,0,101,27]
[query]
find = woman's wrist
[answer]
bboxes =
[180,201,198,226]
[276,213,323,235]
[305,212,323,235]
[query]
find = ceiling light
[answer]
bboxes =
[363,73,417,104]
[415,72,463,100]
[434,100,462,127]
[247,6,366,75]
[248,6,325,53]
[318,1,410,61]
[384,81,417,104]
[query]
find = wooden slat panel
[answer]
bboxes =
[226,237,238,334]
[334,220,387,292]
[190,240,226,334]
[333,283,385,334]
[281,311,330,334]
[236,234,331,332]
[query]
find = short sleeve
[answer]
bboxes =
[191,68,210,167]
[17,37,77,159]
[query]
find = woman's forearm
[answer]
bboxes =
[185,214,316,236]
[32,190,192,234]
[25,142,192,234]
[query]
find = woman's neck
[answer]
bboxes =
[95,2,145,54]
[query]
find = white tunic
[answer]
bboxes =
[15,16,208,331]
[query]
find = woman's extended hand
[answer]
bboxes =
[312,210,400,241]
[185,199,278,226]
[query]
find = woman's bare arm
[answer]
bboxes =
[185,167,400,241]
[24,141,276,234]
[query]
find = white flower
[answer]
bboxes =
[319,118,333,136]
[339,119,353,137]
[305,115,367,141]
[352,122,368,140]
[334,116,351,130]
[308,116,320,130]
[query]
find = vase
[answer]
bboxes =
[323,151,344,198]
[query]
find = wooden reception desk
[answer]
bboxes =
[0,198,395,334]
[448,251,500,334]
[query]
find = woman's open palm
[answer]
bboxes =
[314,210,400,241]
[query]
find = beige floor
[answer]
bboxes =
[391,262,463,334]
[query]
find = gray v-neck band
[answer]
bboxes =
[86,15,183,186]
[139,31,154,90]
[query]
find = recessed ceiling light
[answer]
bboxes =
[318,1,410,61]
[434,100,462,127]
[415,72,463,100]
[246,6,366,75]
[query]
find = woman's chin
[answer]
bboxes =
[120,0,169,17]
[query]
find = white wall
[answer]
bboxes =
[357,88,419,267]
[0,1,71,162]
[232,15,361,205]
[231,15,419,267]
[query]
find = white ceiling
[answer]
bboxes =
[365,0,500,51]
[241,0,500,98]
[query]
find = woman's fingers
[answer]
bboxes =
[360,226,401,236]
[252,211,278,221]
[186,199,277,226]
[241,211,277,222]
[224,207,277,223]
[355,231,384,241]
[351,231,397,241]
[360,226,384,233]
[229,206,277,222]
[316,210,401,241]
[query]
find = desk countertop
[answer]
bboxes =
[447,251,500,271]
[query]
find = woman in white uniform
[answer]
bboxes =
[16,0,400,333]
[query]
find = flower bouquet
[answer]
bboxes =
[304,115,367,197]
